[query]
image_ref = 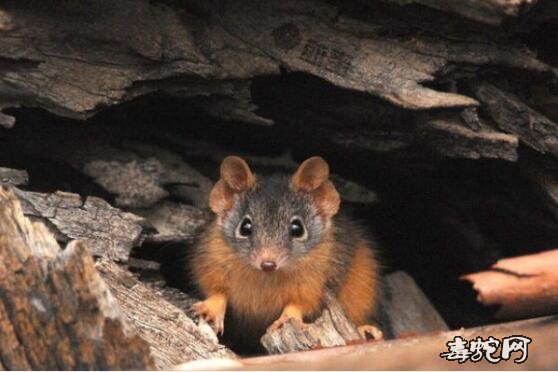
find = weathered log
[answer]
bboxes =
[261,271,448,354]
[13,187,147,262]
[179,315,558,370]
[380,271,449,338]
[0,186,155,370]
[260,292,362,354]
[213,0,549,109]
[462,249,558,320]
[95,259,235,370]
[470,81,558,157]
[0,0,277,128]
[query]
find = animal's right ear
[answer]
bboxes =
[209,156,255,216]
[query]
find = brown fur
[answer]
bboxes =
[190,156,381,344]
[190,222,380,339]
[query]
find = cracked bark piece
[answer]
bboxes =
[136,201,211,244]
[261,291,362,354]
[0,0,277,126]
[14,187,146,261]
[462,249,558,320]
[417,112,519,161]
[0,186,154,370]
[195,0,551,110]
[96,259,235,369]
[470,81,558,157]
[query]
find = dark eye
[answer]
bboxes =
[236,217,252,238]
[289,218,306,239]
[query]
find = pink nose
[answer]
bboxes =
[260,260,277,272]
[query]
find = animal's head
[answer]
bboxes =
[209,156,340,272]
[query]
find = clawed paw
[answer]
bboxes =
[267,314,305,333]
[192,300,226,336]
[358,324,384,341]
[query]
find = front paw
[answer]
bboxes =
[267,313,305,332]
[192,299,226,335]
[358,324,384,341]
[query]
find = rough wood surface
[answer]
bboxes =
[260,271,448,354]
[417,112,519,161]
[380,271,449,338]
[0,186,155,370]
[179,315,558,370]
[470,81,558,157]
[0,0,276,128]
[462,249,558,320]
[96,259,235,370]
[0,167,28,186]
[260,292,362,354]
[13,187,147,262]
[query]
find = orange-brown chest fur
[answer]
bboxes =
[190,220,381,336]
[191,223,334,325]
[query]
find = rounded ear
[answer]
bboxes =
[292,156,340,216]
[220,156,256,191]
[291,156,329,192]
[209,156,255,216]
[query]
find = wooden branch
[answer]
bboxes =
[14,187,147,261]
[179,315,558,370]
[462,249,558,320]
[380,271,449,338]
[470,81,558,157]
[96,259,235,369]
[0,186,155,370]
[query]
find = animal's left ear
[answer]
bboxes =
[291,156,340,216]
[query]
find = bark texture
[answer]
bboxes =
[0,186,155,370]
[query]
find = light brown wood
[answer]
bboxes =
[178,315,558,370]
[462,249,558,320]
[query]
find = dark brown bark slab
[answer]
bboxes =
[417,112,519,161]
[0,186,155,370]
[470,81,558,157]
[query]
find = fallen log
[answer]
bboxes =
[179,315,558,370]
[0,186,155,370]
[462,249,558,320]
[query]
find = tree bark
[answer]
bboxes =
[0,186,155,370]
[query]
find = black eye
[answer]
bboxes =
[237,217,252,238]
[289,218,305,239]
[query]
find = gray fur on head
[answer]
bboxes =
[220,174,328,265]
